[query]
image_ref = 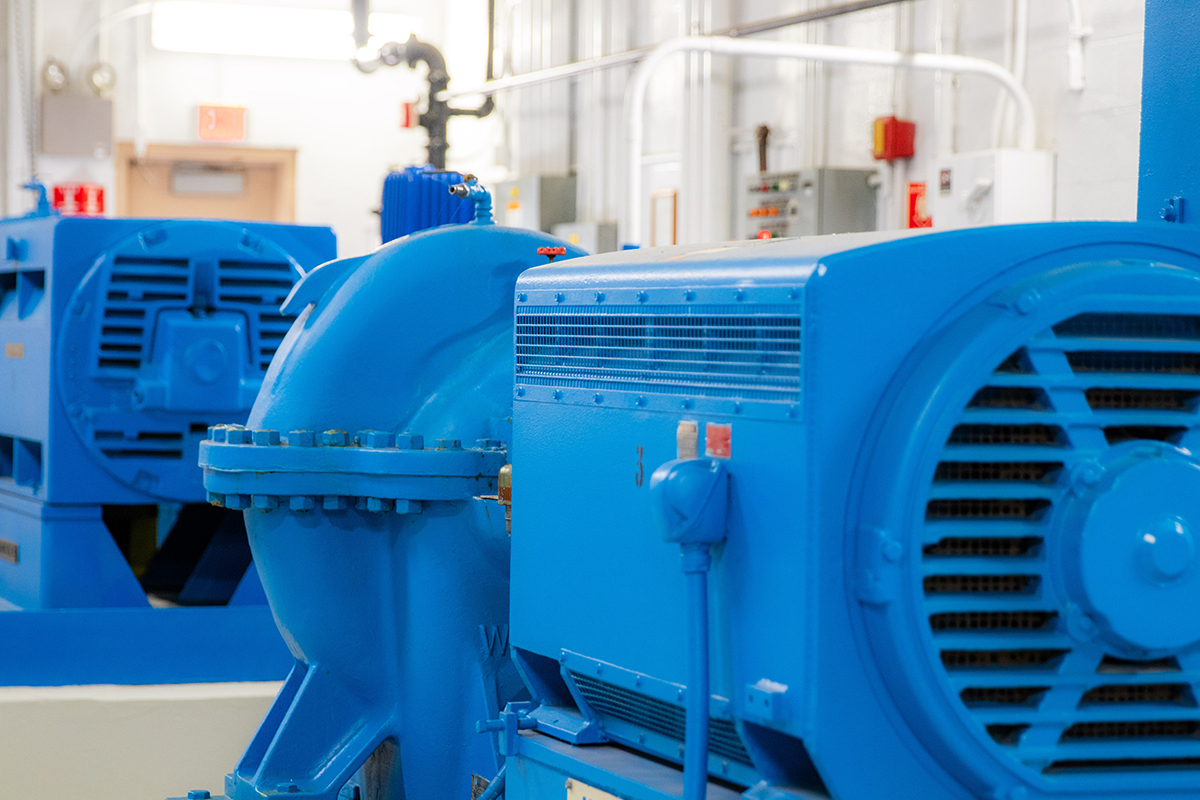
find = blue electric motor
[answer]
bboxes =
[0,211,334,685]
[380,165,474,243]
[503,222,1200,800]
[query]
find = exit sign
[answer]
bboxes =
[198,105,246,142]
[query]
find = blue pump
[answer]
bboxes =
[198,181,586,799]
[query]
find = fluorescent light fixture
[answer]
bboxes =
[151,2,420,60]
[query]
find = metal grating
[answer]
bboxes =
[515,304,801,401]
[923,311,1200,782]
[217,260,297,371]
[96,256,189,374]
[569,672,755,767]
[90,254,299,465]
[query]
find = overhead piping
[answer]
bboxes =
[623,36,1037,248]
[991,0,1028,148]
[444,0,912,100]
[353,0,496,168]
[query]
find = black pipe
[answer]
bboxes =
[448,0,497,121]
[351,0,370,48]
[355,0,496,168]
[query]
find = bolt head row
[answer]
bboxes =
[207,492,423,515]
[208,425,429,450]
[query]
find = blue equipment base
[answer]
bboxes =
[0,603,292,685]
[508,732,825,800]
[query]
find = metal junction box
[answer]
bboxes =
[495,176,578,232]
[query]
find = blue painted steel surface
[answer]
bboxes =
[508,222,1200,800]
[0,214,333,683]
[0,603,290,685]
[1138,0,1200,225]
[201,197,585,799]
[380,165,473,243]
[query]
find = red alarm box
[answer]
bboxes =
[873,116,916,161]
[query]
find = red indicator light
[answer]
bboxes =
[757,230,771,240]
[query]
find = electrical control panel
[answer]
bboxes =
[743,168,877,240]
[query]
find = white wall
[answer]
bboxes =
[9,0,1149,253]
[12,0,500,257]
[497,0,1147,244]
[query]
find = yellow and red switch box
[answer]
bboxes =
[873,116,916,161]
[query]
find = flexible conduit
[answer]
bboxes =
[682,544,715,800]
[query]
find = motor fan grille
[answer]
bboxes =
[923,312,1200,780]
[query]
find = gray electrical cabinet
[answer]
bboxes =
[494,176,577,233]
[743,169,877,240]
[552,221,618,254]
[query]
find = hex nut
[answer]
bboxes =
[225,427,252,444]
[321,430,348,447]
[253,429,280,446]
[288,430,315,447]
[361,430,396,449]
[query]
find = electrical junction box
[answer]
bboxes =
[41,95,113,158]
[743,168,877,240]
[928,148,1055,229]
[494,175,577,233]
[552,221,618,254]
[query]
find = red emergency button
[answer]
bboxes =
[537,246,568,262]
[757,230,772,240]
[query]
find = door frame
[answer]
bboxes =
[114,142,297,221]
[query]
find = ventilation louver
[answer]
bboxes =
[569,672,755,768]
[515,304,801,402]
[925,313,1200,778]
[217,260,296,371]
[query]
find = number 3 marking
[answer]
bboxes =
[635,445,644,487]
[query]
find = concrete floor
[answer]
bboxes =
[0,681,282,800]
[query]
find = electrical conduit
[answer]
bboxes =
[683,543,715,800]
[623,35,1037,248]
[649,457,730,800]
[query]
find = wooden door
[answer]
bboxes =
[115,142,296,222]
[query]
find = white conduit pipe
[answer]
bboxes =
[445,50,647,99]
[991,0,1028,148]
[624,35,1036,248]
[1065,0,1090,92]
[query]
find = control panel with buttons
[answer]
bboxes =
[743,168,878,240]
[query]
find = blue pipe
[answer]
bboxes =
[680,542,713,800]
[477,764,507,800]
